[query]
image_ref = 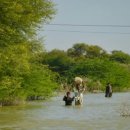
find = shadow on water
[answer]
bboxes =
[0,93,130,130]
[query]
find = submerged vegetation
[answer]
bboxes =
[0,0,130,106]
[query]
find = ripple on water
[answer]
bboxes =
[0,93,130,130]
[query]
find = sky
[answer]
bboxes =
[38,0,130,54]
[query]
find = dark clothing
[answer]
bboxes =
[105,92,112,97]
[105,84,112,97]
[63,96,74,106]
[105,85,109,97]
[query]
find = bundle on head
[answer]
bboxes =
[74,77,83,90]
[74,77,83,84]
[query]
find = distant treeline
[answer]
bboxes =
[42,43,130,92]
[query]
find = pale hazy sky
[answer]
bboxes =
[39,0,130,54]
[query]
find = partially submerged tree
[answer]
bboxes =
[0,0,57,105]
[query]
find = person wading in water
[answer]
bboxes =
[63,91,75,106]
[73,77,85,105]
[105,83,112,97]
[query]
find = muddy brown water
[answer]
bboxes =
[0,93,130,130]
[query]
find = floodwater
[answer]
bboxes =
[0,93,130,130]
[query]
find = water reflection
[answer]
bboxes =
[0,93,130,130]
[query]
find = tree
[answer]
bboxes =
[43,49,74,75]
[21,64,58,100]
[67,59,130,91]
[67,43,87,57]
[0,0,56,105]
[85,45,107,58]
[67,43,107,58]
[110,50,130,64]
[0,0,55,46]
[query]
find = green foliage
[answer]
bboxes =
[42,43,130,92]
[1,0,130,105]
[67,58,130,91]
[0,76,23,104]
[85,78,103,92]
[0,44,30,76]
[0,41,59,105]
[67,43,107,58]
[43,49,74,75]
[0,0,55,46]
[85,45,107,58]
[22,64,58,100]
[110,50,130,64]
[0,44,30,104]
[0,0,57,105]
[67,43,87,57]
